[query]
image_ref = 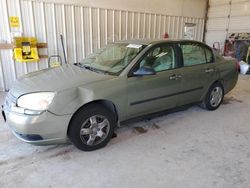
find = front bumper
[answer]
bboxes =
[2,103,72,145]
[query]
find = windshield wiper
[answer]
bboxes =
[78,63,107,74]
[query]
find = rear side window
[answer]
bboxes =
[181,43,206,66]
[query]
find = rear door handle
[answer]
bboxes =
[205,68,215,73]
[169,74,182,80]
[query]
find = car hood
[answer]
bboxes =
[10,64,113,98]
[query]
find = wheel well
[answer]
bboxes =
[212,80,224,89]
[202,80,224,102]
[67,100,119,135]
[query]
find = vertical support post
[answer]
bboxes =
[89,7,93,53]
[80,7,86,58]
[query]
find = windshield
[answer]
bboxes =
[79,43,145,75]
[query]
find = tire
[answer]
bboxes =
[201,82,224,111]
[68,104,115,151]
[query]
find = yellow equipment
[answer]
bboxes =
[13,37,39,62]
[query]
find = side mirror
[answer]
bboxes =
[133,67,156,76]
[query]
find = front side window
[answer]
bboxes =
[79,43,145,75]
[139,45,175,72]
[181,43,206,66]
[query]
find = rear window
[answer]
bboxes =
[181,43,214,66]
[205,48,213,63]
[181,43,206,66]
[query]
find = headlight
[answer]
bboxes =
[17,92,55,111]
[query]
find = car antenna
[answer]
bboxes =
[60,34,68,64]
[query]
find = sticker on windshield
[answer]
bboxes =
[126,44,142,49]
[156,52,168,58]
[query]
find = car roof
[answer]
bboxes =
[115,39,206,46]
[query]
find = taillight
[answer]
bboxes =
[236,62,240,72]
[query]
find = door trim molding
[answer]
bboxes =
[130,86,203,106]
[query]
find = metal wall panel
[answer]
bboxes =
[206,18,229,31]
[230,1,250,16]
[229,0,250,32]
[206,0,250,49]
[205,1,230,48]
[0,0,17,91]
[209,0,231,6]
[229,16,250,32]
[0,0,204,91]
[208,4,230,18]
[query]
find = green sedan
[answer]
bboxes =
[2,39,238,151]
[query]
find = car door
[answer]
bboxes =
[126,43,183,119]
[176,42,219,106]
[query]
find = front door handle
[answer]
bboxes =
[169,74,182,80]
[205,68,215,73]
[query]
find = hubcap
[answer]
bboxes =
[210,86,223,107]
[80,115,110,146]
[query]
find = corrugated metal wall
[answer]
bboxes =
[205,0,250,50]
[229,0,250,32]
[0,0,205,91]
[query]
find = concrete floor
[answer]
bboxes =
[0,75,250,188]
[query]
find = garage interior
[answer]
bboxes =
[0,0,250,187]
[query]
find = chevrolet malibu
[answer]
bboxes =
[2,40,238,151]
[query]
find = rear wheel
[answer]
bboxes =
[68,104,115,151]
[201,82,224,111]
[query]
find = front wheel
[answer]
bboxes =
[201,82,224,111]
[68,104,115,151]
